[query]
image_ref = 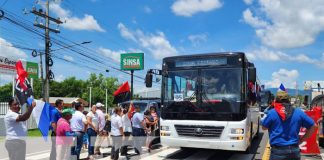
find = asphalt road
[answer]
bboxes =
[0,129,323,160]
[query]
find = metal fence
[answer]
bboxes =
[0,93,12,116]
[0,102,10,116]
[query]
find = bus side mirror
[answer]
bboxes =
[248,68,256,83]
[303,95,309,107]
[145,73,153,88]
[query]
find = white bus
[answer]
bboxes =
[147,52,261,152]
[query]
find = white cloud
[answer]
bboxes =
[171,0,223,17]
[144,6,152,14]
[63,55,74,61]
[0,74,14,86]
[0,37,27,59]
[117,23,178,60]
[97,47,124,63]
[243,0,324,49]
[246,47,321,65]
[56,74,65,82]
[242,9,268,28]
[117,23,137,42]
[243,0,253,5]
[265,69,299,88]
[50,3,105,32]
[188,33,207,46]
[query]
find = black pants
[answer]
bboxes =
[50,131,56,160]
[120,132,132,155]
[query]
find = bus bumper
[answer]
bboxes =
[161,136,248,151]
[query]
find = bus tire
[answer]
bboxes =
[245,125,253,154]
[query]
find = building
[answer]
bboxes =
[49,97,89,109]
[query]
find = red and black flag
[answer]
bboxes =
[113,81,131,104]
[15,60,33,106]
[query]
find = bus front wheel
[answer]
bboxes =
[245,124,253,154]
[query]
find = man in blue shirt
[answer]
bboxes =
[262,91,316,160]
[49,99,63,160]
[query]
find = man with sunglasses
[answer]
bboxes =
[4,97,36,160]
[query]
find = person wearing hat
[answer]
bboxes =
[262,91,316,160]
[56,108,75,160]
[94,102,106,155]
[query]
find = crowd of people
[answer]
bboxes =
[3,98,160,160]
[3,90,322,160]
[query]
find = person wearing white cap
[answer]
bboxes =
[94,102,107,155]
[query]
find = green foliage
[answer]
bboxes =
[0,73,120,109]
[81,73,119,109]
[0,83,12,101]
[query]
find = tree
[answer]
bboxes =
[0,73,120,109]
[0,83,12,101]
[82,73,119,109]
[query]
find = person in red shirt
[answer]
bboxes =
[56,108,75,160]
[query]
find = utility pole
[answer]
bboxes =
[131,70,134,100]
[31,0,62,102]
[44,0,50,102]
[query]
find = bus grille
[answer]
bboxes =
[174,125,224,138]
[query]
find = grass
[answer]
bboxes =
[0,129,44,141]
[28,128,43,137]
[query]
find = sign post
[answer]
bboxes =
[120,53,144,99]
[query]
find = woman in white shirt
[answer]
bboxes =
[110,107,124,160]
[120,107,132,156]
[86,105,99,159]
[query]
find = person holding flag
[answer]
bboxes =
[262,85,317,160]
[4,97,36,160]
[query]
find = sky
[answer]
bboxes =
[1,0,324,92]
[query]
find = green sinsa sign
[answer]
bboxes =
[120,53,144,70]
[26,62,39,79]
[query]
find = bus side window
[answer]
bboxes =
[247,81,257,106]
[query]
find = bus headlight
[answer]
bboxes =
[161,126,170,131]
[231,128,244,134]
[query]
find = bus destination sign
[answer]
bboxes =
[175,58,227,67]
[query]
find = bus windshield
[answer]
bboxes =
[162,68,244,121]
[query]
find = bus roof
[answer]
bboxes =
[163,52,246,61]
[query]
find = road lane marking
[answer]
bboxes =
[262,140,270,160]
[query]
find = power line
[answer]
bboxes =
[0,9,160,87]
